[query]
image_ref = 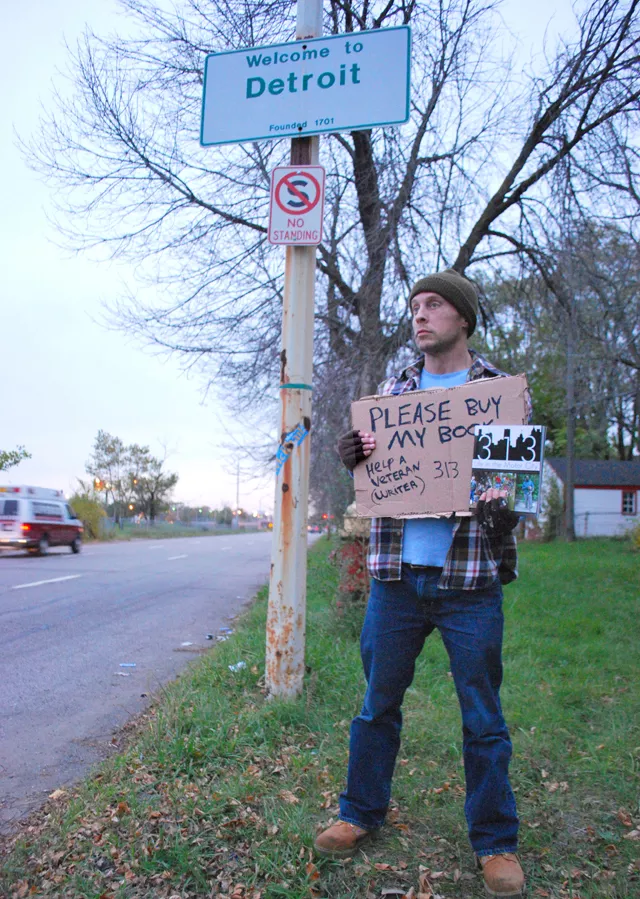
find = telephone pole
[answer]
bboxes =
[265,0,322,699]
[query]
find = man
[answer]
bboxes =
[314,270,526,899]
[521,475,536,512]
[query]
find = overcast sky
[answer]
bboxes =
[2,0,576,512]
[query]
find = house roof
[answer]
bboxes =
[547,457,640,488]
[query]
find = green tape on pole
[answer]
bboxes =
[280,383,313,390]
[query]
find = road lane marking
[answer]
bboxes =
[11,575,82,591]
[167,554,187,561]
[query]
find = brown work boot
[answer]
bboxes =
[478,853,525,897]
[314,820,371,859]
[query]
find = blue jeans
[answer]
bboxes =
[339,565,518,855]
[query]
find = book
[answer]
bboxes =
[470,424,546,515]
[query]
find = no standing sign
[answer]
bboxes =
[268,165,326,245]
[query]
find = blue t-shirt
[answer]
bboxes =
[401,367,468,567]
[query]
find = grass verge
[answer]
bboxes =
[1,538,638,898]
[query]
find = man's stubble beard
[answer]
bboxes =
[414,331,466,358]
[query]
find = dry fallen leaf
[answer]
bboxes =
[48,789,67,800]
[418,870,434,894]
[544,781,569,793]
[320,790,335,809]
[623,829,640,840]
[305,862,320,881]
[280,790,300,804]
[617,809,633,827]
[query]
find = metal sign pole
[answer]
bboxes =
[265,0,322,699]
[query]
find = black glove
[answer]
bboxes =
[337,429,366,472]
[475,497,520,537]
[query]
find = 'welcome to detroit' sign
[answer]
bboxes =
[200,27,410,146]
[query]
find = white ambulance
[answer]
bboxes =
[0,486,83,555]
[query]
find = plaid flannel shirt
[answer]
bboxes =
[367,350,524,590]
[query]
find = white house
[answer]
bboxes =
[545,458,640,537]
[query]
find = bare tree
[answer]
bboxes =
[476,204,640,542]
[25,0,640,505]
[562,223,640,458]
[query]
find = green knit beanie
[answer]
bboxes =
[408,269,479,337]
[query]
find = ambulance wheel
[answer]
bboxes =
[38,536,49,556]
[71,536,82,554]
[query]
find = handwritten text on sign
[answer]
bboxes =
[351,374,530,518]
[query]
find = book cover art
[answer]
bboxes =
[470,425,546,515]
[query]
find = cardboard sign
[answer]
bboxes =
[351,374,530,518]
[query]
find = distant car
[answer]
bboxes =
[0,486,83,555]
[307,524,322,533]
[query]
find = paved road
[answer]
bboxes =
[0,532,276,832]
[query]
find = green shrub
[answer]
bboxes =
[628,519,640,551]
[542,475,564,541]
[69,493,106,540]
